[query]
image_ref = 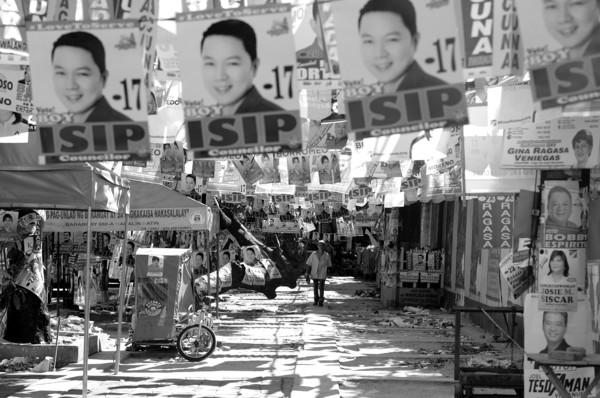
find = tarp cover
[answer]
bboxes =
[0,163,130,213]
[43,179,212,232]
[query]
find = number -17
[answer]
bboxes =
[119,78,142,111]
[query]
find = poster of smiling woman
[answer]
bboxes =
[26,20,150,164]
[331,0,468,139]
[176,4,302,158]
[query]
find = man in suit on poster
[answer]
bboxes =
[357,0,447,94]
[51,31,132,123]
[200,19,283,115]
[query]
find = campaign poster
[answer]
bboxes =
[176,5,302,157]
[257,153,281,184]
[147,254,164,278]
[0,210,19,250]
[487,82,535,132]
[291,0,341,88]
[541,180,586,236]
[515,0,600,109]
[315,152,333,184]
[456,0,522,79]
[233,155,265,185]
[524,293,594,398]
[331,0,468,139]
[160,140,186,174]
[287,154,311,185]
[26,20,150,164]
[538,248,580,312]
[499,252,534,299]
[502,117,600,169]
[192,159,216,178]
[0,24,28,57]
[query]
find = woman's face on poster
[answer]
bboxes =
[550,253,566,275]
[359,11,417,86]
[52,46,106,116]
[201,34,257,106]
[246,248,256,263]
[574,139,592,164]
[185,176,196,192]
[542,0,600,50]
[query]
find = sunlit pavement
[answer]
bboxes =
[0,277,500,397]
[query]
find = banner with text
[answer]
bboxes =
[332,0,468,139]
[176,5,302,157]
[27,19,150,164]
[477,194,513,250]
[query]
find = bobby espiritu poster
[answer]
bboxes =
[176,4,302,158]
[291,0,341,88]
[515,0,600,110]
[331,0,468,139]
[26,19,151,164]
[524,294,594,398]
[455,0,522,80]
[502,117,600,169]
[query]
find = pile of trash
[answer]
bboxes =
[397,358,449,370]
[442,342,498,355]
[462,357,521,370]
[49,315,105,345]
[0,356,53,373]
[353,287,380,298]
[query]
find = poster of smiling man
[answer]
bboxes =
[331,0,468,139]
[26,20,150,164]
[515,0,600,109]
[176,4,302,158]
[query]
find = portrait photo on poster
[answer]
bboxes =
[177,6,299,116]
[542,181,584,232]
[331,0,463,94]
[516,0,600,66]
[27,21,148,124]
[257,153,281,184]
[538,248,582,286]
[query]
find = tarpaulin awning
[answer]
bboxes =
[44,179,212,232]
[0,163,130,213]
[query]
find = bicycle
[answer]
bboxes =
[175,303,217,362]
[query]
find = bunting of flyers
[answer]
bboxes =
[0,63,33,115]
[176,4,302,158]
[455,0,522,79]
[515,0,600,110]
[502,117,600,169]
[291,0,341,88]
[331,0,468,139]
[524,294,594,398]
[26,20,150,164]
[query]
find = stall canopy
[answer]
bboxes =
[0,163,130,213]
[44,179,212,232]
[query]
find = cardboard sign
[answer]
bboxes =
[176,5,302,157]
[332,0,468,138]
[27,19,150,163]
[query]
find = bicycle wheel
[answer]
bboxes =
[176,324,216,362]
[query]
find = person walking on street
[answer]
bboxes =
[305,240,332,306]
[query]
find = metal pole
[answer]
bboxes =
[215,232,220,317]
[205,232,210,310]
[115,215,129,375]
[82,206,92,398]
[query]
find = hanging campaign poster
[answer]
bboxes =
[331,0,468,139]
[515,0,600,109]
[524,293,594,398]
[0,25,28,57]
[291,0,341,88]
[192,159,216,178]
[477,194,513,250]
[455,0,522,79]
[26,20,150,164]
[487,82,535,132]
[176,4,302,157]
[287,153,312,185]
[232,155,264,185]
[537,248,579,312]
[257,153,281,184]
[502,117,600,169]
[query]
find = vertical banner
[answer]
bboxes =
[27,20,151,163]
[513,189,536,267]
[23,0,57,22]
[176,5,302,157]
[456,0,522,79]
[502,117,600,169]
[332,0,468,139]
[477,194,513,250]
[524,293,594,398]
[81,0,114,20]
[114,0,159,96]
[515,0,600,110]
[292,0,341,88]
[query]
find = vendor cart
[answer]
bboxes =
[453,306,524,398]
